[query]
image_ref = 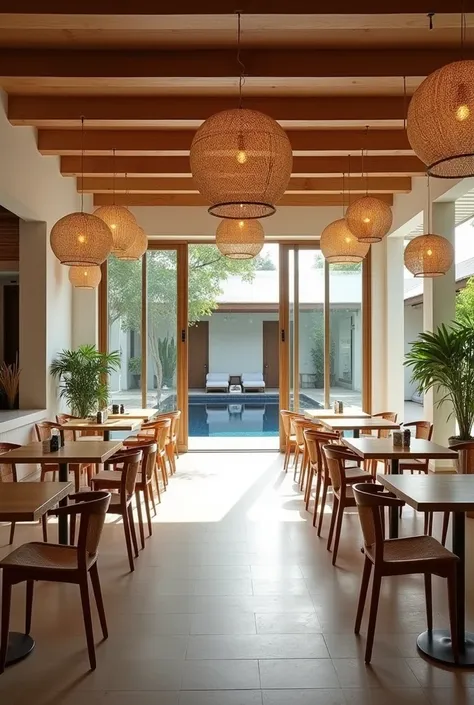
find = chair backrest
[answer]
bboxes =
[403,420,433,440]
[155,418,172,451]
[323,444,359,493]
[0,442,20,482]
[280,410,302,438]
[242,372,263,382]
[370,411,398,439]
[123,440,157,481]
[35,420,60,441]
[311,430,340,474]
[352,482,404,563]
[303,428,336,466]
[207,372,229,382]
[74,491,112,567]
[56,413,77,441]
[117,449,142,499]
[292,418,318,445]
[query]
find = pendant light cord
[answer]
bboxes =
[427,173,432,233]
[113,148,116,206]
[342,171,345,217]
[80,115,85,213]
[347,154,351,215]
[364,126,369,196]
[236,11,246,108]
[461,2,466,60]
[403,76,407,133]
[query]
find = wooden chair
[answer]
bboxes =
[99,441,158,551]
[56,413,104,441]
[399,421,434,474]
[0,443,21,544]
[126,417,172,491]
[323,444,374,565]
[280,410,304,472]
[0,490,111,673]
[35,421,92,491]
[91,450,143,572]
[292,417,319,487]
[303,429,339,514]
[352,482,458,664]
[361,412,398,475]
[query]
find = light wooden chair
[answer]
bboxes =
[280,410,305,472]
[35,421,93,491]
[0,443,21,544]
[323,444,374,565]
[153,410,181,474]
[361,412,398,475]
[126,417,172,490]
[302,429,340,521]
[292,417,320,487]
[0,490,111,673]
[353,482,458,664]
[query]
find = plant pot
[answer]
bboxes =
[448,437,474,517]
[132,373,141,389]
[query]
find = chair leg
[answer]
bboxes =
[8,521,15,545]
[70,514,77,546]
[25,580,34,635]
[89,562,108,640]
[331,499,345,566]
[317,481,329,536]
[441,512,450,547]
[79,577,96,671]
[152,460,161,497]
[160,455,168,487]
[143,483,153,537]
[122,507,135,572]
[41,515,48,542]
[355,556,372,634]
[283,443,290,472]
[299,449,308,491]
[73,466,81,493]
[128,504,139,559]
[365,571,382,664]
[312,472,322,526]
[293,447,300,480]
[0,574,12,674]
[304,465,314,509]
[447,568,459,664]
[135,489,145,550]
[424,573,433,632]
[327,495,339,552]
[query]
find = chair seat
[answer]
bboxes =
[399,458,426,470]
[346,467,372,483]
[380,535,457,564]
[0,541,94,571]
[92,470,121,485]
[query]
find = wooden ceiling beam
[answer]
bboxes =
[80,176,411,194]
[92,192,394,207]
[39,128,411,156]
[0,48,467,79]
[0,2,458,13]
[63,154,424,177]
[10,95,408,126]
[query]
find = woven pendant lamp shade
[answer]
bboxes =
[404,234,454,277]
[345,196,393,243]
[94,205,138,255]
[68,265,102,289]
[320,218,370,263]
[50,212,113,266]
[216,219,264,259]
[115,226,148,261]
[190,108,293,219]
[407,60,474,177]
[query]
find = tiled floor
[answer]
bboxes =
[1,452,474,704]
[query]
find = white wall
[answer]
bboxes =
[207,312,278,374]
[404,304,423,400]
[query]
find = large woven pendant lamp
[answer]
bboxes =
[345,130,393,242]
[50,117,113,266]
[190,14,292,219]
[94,159,139,255]
[404,176,453,277]
[115,226,148,261]
[216,219,264,259]
[320,218,370,264]
[68,266,102,289]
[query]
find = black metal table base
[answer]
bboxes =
[6,632,35,667]
[417,629,474,667]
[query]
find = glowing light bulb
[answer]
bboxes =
[78,234,86,244]
[456,104,470,122]
[345,237,351,244]
[83,271,88,277]
[237,150,247,164]
[427,249,433,256]
[110,223,117,230]
[239,220,245,228]
[362,217,371,224]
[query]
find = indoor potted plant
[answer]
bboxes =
[405,318,474,471]
[51,344,121,417]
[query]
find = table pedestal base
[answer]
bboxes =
[6,632,35,666]
[417,628,474,667]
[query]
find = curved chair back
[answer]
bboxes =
[304,429,337,467]
[123,440,158,481]
[0,442,21,483]
[56,413,77,441]
[293,418,319,447]
[403,420,433,441]
[35,420,60,441]
[352,483,404,563]
[73,491,112,566]
[280,410,305,439]
[323,444,359,493]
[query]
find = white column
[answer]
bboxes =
[385,237,405,420]
[422,200,456,451]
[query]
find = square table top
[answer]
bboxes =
[60,418,141,433]
[0,481,73,522]
[305,408,370,420]
[378,474,474,513]
[108,408,157,421]
[0,441,122,464]
[321,417,400,432]
[343,437,458,460]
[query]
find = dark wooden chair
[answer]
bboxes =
[353,482,458,664]
[400,421,434,474]
[0,490,111,673]
[0,443,21,544]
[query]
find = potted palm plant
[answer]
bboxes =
[405,318,474,472]
[51,345,121,418]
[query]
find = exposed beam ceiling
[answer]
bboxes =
[93,193,394,207]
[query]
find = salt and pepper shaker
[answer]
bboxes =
[392,430,403,446]
[50,429,60,452]
[112,403,119,414]
[403,428,411,447]
[96,410,104,424]
[120,404,125,414]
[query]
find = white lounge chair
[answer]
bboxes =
[206,372,230,392]
[241,372,265,392]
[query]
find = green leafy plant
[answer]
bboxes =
[51,345,121,417]
[310,313,334,388]
[158,336,177,387]
[128,356,141,375]
[405,319,474,441]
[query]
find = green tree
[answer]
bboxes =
[254,252,276,270]
[108,246,259,400]
[457,276,474,324]
[313,252,361,272]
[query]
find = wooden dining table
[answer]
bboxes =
[0,441,122,543]
[305,408,370,421]
[0,481,73,667]
[59,418,142,441]
[378,473,474,667]
[320,416,399,438]
[342,437,458,537]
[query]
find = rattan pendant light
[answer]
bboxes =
[115,226,148,261]
[404,177,454,277]
[94,158,139,255]
[190,14,292,219]
[68,266,102,289]
[50,117,113,266]
[216,219,264,259]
